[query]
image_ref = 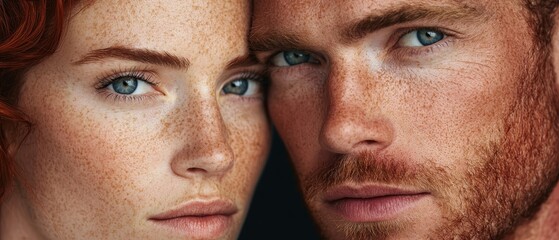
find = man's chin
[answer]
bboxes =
[314,215,430,240]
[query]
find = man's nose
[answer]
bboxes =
[170,97,234,179]
[319,60,394,154]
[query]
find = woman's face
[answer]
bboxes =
[3,0,270,239]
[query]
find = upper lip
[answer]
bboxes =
[322,184,429,202]
[150,199,238,220]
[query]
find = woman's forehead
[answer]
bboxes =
[63,0,250,69]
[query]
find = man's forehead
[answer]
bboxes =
[252,0,488,24]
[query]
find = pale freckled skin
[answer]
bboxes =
[253,0,559,239]
[0,0,270,239]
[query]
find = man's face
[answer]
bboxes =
[251,0,559,239]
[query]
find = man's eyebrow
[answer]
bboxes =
[249,32,308,53]
[73,46,191,69]
[343,4,486,43]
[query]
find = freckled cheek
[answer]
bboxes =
[19,105,162,221]
[268,73,325,176]
[221,104,271,196]
[396,73,513,165]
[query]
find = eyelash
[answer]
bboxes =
[224,71,268,99]
[95,67,160,102]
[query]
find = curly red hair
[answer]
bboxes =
[0,0,74,201]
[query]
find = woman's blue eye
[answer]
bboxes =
[399,29,445,47]
[271,51,314,67]
[111,76,138,94]
[223,79,249,95]
[102,74,154,96]
[222,78,261,96]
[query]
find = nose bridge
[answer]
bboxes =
[320,54,394,153]
[327,57,378,117]
[170,90,234,178]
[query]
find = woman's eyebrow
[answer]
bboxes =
[73,46,190,69]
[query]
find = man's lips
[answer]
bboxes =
[322,184,429,222]
[149,199,238,238]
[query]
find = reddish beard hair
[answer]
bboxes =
[300,45,559,240]
[302,151,456,239]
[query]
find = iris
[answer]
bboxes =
[112,76,138,95]
[416,29,444,46]
[284,51,311,66]
[223,79,249,95]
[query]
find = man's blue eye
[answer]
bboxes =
[271,51,313,67]
[399,29,445,47]
[111,76,138,95]
[284,51,310,65]
[416,29,444,46]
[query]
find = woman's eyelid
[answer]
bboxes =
[93,68,168,104]
[219,69,266,91]
[228,69,265,82]
[95,68,160,90]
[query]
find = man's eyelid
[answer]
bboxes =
[267,50,323,67]
[386,26,458,50]
[397,25,463,40]
[253,51,277,66]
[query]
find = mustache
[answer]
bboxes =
[302,151,453,200]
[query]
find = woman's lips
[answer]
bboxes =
[149,199,238,238]
[322,184,429,222]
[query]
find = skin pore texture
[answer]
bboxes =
[0,0,270,239]
[251,0,559,239]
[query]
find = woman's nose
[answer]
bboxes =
[169,97,235,179]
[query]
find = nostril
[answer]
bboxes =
[186,167,207,173]
[361,140,377,145]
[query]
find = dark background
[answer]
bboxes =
[239,132,321,240]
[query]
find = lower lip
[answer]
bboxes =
[327,194,428,222]
[151,215,232,238]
